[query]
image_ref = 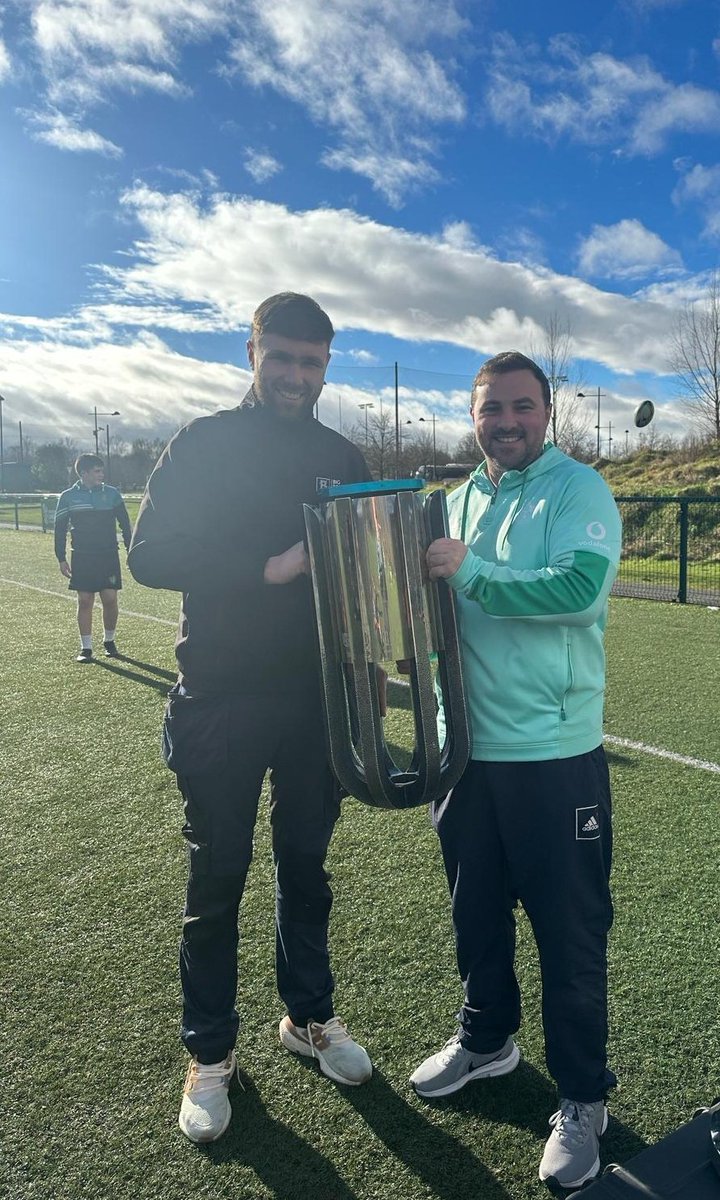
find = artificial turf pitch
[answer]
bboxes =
[2,529,719,1200]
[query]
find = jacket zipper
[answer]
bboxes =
[560,638,573,721]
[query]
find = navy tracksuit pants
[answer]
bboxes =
[163,687,341,1065]
[432,746,616,1101]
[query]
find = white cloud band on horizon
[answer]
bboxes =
[0,187,701,446]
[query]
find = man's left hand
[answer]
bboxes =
[426,538,468,580]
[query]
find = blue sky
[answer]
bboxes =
[1,0,719,458]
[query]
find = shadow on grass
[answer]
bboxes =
[198,1069,361,1199]
[388,678,412,711]
[605,750,638,768]
[346,1063,650,1198]
[116,654,177,681]
[93,657,175,694]
[343,1067,516,1200]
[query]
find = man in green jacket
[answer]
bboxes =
[410,352,622,1191]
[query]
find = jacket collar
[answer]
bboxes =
[470,442,562,494]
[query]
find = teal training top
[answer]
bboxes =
[54,481,132,560]
[438,443,622,762]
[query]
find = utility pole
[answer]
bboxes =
[549,373,568,445]
[394,362,400,477]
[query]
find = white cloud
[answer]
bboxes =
[486,35,720,156]
[243,148,282,184]
[0,188,702,443]
[0,37,11,81]
[229,0,467,202]
[577,219,683,280]
[22,108,123,156]
[21,0,236,147]
[630,84,720,154]
[32,0,234,74]
[48,61,188,107]
[74,187,687,375]
[19,1,467,200]
[672,162,720,239]
[0,333,250,444]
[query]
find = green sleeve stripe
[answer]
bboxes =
[462,550,613,618]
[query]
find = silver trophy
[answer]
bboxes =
[304,479,470,809]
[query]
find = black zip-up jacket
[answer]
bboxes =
[128,389,369,694]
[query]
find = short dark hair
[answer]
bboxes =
[251,292,334,346]
[75,453,104,475]
[472,351,551,409]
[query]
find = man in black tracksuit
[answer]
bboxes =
[128,293,373,1144]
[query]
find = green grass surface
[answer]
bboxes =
[2,530,720,1200]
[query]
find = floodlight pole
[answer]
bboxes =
[358,402,374,447]
[419,414,437,478]
[577,387,605,458]
[90,408,120,456]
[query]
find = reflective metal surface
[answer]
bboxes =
[305,481,469,809]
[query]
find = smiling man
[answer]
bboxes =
[412,352,623,1191]
[128,293,373,1145]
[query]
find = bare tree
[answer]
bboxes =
[353,408,393,480]
[530,311,590,453]
[669,270,720,441]
[453,428,483,464]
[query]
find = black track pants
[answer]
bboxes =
[432,747,616,1101]
[164,688,341,1064]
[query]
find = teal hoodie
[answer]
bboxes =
[438,444,622,762]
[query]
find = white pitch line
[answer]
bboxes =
[604,735,720,775]
[388,677,720,776]
[0,576,178,626]
[4,578,718,776]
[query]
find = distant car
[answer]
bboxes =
[415,463,478,482]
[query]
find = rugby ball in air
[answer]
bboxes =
[634,399,655,428]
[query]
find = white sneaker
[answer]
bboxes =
[279,1015,372,1086]
[178,1052,238,1143]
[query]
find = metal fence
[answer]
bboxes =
[2,490,719,606]
[614,495,720,605]
[0,496,55,531]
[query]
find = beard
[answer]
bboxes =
[256,377,320,419]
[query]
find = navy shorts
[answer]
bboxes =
[69,549,122,592]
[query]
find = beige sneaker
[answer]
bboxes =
[178,1052,238,1143]
[279,1015,372,1086]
